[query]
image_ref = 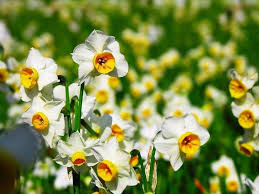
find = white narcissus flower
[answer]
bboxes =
[72,30,128,84]
[53,83,96,118]
[19,48,58,102]
[109,114,136,143]
[237,127,259,157]
[243,175,259,194]
[231,93,259,129]
[154,114,210,171]
[55,131,98,173]
[211,155,236,178]
[22,96,65,148]
[91,137,138,194]
[229,69,258,99]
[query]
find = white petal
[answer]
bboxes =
[108,52,128,77]
[37,59,58,90]
[19,86,39,102]
[169,147,184,171]
[78,61,94,82]
[26,48,45,69]
[154,132,177,155]
[72,43,95,65]
[81,95,96,118]
[161,116,185,139]
[53,85,66,101]
[41,126,56,148]
[44,100,65,120]
[86,30,111,52]
[57,140,75,156]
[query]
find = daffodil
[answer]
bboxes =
[22,96,65,148]
[211,155,235,177]
[231,93,259,129]
[229,69,258,99]
[226,173,241,193]
[53,83,96,118]
[108,114,136,143]
[154,114,210,171]
[19,48,58,102]
[91,137,138,194]
[72,30,128,84]
[55,131,98,173]
[237,128,259,157]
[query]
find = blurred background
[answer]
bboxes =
[0,0,259,193]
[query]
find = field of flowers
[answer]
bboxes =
[0,0,259,193]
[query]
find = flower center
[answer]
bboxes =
[20,67,39,89]
[108,77,120,89]
[131,88,141,98]
[0,68,9,82]
[109,124,124,142]
[172,110,184,117]
[238,110,255,129]
[71,151,86,166]
[142,108,151,118]
[178,132,200,156]
[145,81,154,91]
[229,78,247,99]
[32,112,49,130]
[226,180,238,192]
[97,160,118,182]
[93,52,115,74]
[95,90,108,104]
[240,143,254,157]
[218,165,229,177]
[120,111,132,120]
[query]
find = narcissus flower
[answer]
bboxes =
[72,30,128,83]
[231,93,259,129]
[211,155,235,177]
[154,114,210,171]
[109,114,136,143]
[19,48,58,102]
[91,138,138,194]
[22,96,65,148]
[229,69,258,99]
[53,83,96,118]
[55,132,98,173]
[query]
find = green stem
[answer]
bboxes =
[72,170,80,194]
[74,83,85,132]
[148,146,156,192]
[65,81,73,136]
[80,119,99,137]
[137,152,148,192]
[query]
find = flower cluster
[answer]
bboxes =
[229,69,259,157]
